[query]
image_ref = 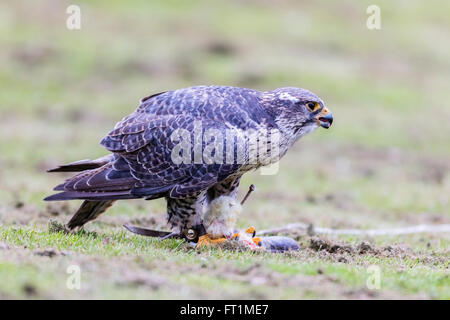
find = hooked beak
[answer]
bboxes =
[315,107,333,129]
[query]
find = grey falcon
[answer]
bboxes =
[45,85,333,244]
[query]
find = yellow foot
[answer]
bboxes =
[245,226,256,237]
[230,227,262,247]
[252,237,262,246]
[196,234,227,247]
[232,226,256,240]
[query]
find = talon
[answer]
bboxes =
[196,234,227,247]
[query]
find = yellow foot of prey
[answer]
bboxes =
[231,226,262,247]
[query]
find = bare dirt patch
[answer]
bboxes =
[33,248,67,258]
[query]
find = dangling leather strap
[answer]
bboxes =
[123,224,177,238]
[123,223,206,243]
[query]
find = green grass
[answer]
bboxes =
[0,225,448,299]
[0,0,449,299]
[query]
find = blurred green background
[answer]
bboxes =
[0,0,449,299]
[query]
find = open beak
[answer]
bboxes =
[315,107,333,129]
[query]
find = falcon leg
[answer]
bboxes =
[196,176,243,247]
[165,193,204,236]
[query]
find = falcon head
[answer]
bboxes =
[263,87,333,137]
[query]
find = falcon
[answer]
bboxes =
[45,85,333,244]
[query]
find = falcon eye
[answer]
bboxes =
[306,101,320,112]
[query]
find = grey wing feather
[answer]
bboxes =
[46,86,273,201]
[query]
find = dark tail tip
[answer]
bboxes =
[47,164,100,173]
[44,192,73,201]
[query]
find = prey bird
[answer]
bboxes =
[45,85,333,245]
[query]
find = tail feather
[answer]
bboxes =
[67,200,116,230]
[47,155,112,172]
[45,156,137,200]
[46,155,138,229]
[44,191,136,201]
